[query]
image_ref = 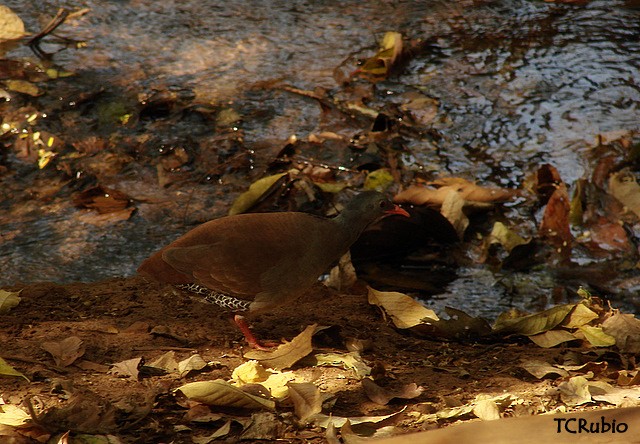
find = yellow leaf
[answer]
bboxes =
[608,170,640,218]
[0,404,30,426]
[228,172,288,215]
[0,289,21,314]
[488,222,529,253]
[0,6,26,41]
[562,303,599,328]
[0,357,29,381]
[576,326,616,347]
[493,304,575,335]
[528,329,576,348]
[364,169,394,192]
[176,379,275,410]
[367,286,438,329]
[243,324,315,370]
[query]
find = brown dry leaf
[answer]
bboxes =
[313,407,406,429]
[240,412,283,440]
[430,177,517,203]
[176,379,275,410]
[287,382,322,422]
[0,289,21,314]
[493,304,575,336]
[362,378,423,405]
[367,286,438,329]
[395,179,515,207]
[109,357,142,379]
[602,312,640,354]
[147,351,179,373]
[178,354,207,377]
[618,370,640,386]
[34,391,118,434]
[539,182,572,255]
[584,217,632,253]
[400,93,439,126]
[244,324,316,370]
[528,329,576,348]
[72,185,131,214]
[41,336,85,367]
[608,170,640,218]
[192,419,232,443]
[520,359,569,379]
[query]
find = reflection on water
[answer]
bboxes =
[1,0,639,316]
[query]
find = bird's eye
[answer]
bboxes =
[379,200,387,208]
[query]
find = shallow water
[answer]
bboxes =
[2,0,639,316]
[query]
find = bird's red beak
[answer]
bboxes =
[384,204,410,218]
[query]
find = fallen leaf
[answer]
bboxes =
[608,170,640,218]
[602,312,640,354]
[178,354,207,377]
[441,188,468,239]
[520,359,569,379]
[539,182,572,255]
[488,222,529,253]
[288,382,322,422]
[618,370,640,386]
[558,376,593,406]
[309,352,372,379]
[232,360,271,384]
[72,185,132,214]
[576,326,616,347]
[592,386,640,407]
[192,419,232,443]
[109,357,143,379]
[473,400,500,421]
[313,407,406,428]
[0,289,21,314]
[5,80,40,96]
[228,172,288,215]
[364,169,394,192]
[244,324,316,370]
[41,336,86,367]
[176,379,275,410]
[367,286,438,329]
[493,304,575,336]
[0,357,29,381]
[240,412,282,439]
[353,31,403,80]
[0,404,30,426]
[528,329,577,348]
[362,378,423,405]
[414,307,492,340]
[562,303,599,328]
[147,351,179,373]
[0,6,26,41]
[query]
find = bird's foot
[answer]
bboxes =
[233,315,279,350]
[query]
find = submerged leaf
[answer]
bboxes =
[608,170,640,219]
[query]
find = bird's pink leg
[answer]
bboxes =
[232,315,275,350]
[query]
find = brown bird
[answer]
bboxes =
[137,191,410,348]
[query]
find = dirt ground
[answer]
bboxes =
[1,275,627,443]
